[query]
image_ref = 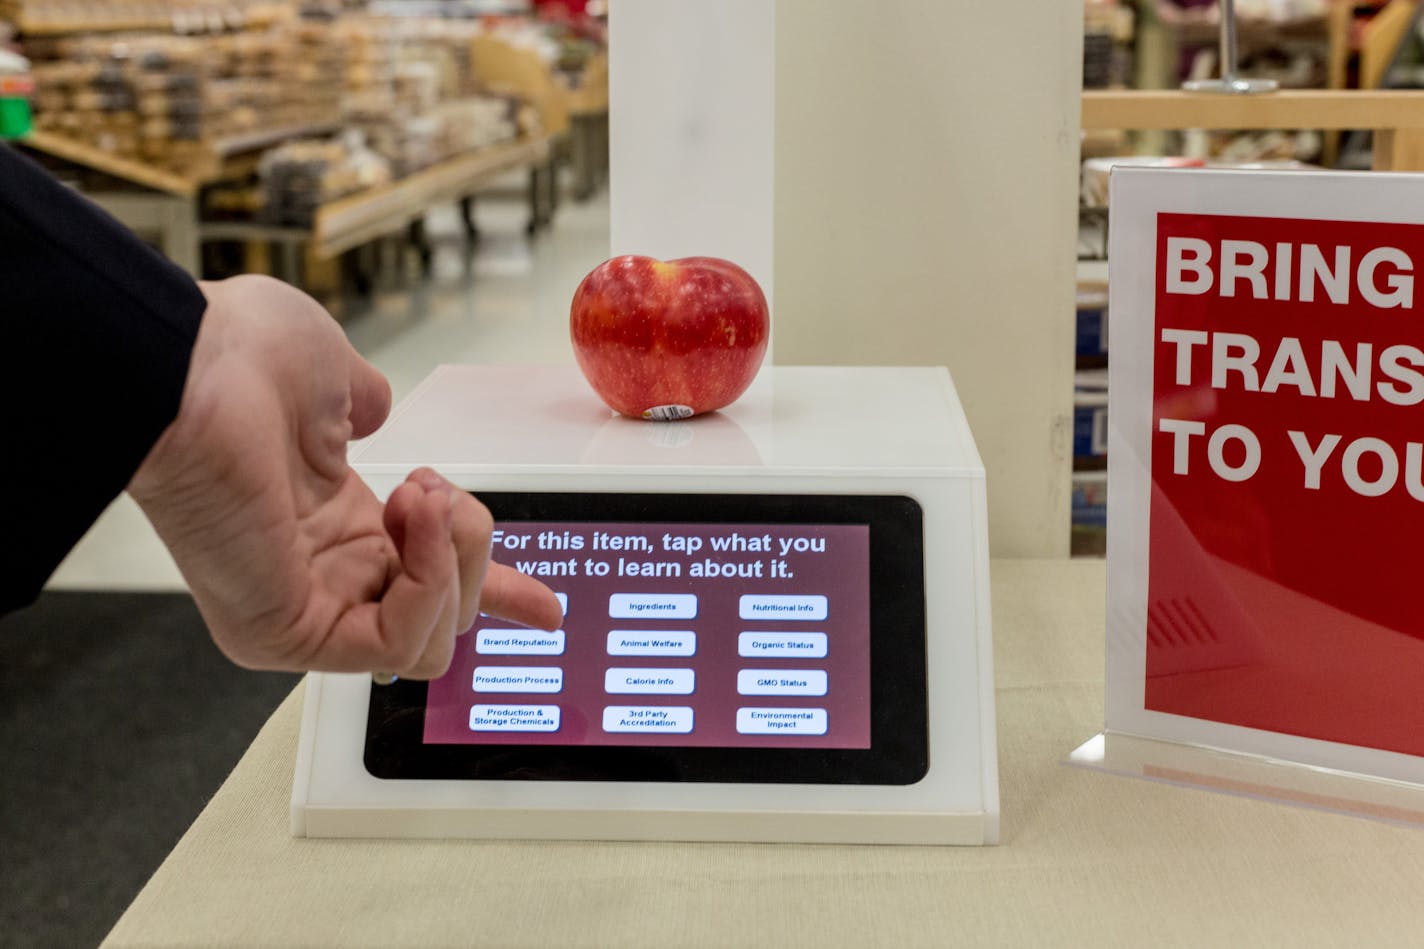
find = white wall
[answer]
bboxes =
[611,1,1083,557]
[774,1,1082,557]
[608,0,774,304]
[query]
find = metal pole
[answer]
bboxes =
[1183,0,1278,94]
[1220,0,1240,83]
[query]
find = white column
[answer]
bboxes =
[608,0,775,311]
[773,1,1082,557]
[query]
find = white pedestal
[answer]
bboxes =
[291,365,998,844]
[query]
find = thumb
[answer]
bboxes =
[348,349,392,439]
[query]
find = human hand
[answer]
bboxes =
[128,275,563,678]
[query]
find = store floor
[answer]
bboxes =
[1,183,611,949]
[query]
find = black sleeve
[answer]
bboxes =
[0,145,207,613]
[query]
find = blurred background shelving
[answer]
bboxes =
[1073,0,1424,555]
[0,0,608,301]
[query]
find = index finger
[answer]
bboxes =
[478,563,565,631]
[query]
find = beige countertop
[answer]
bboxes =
[103,559,1424,948]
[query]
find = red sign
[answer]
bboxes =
[1148,212,1424,757]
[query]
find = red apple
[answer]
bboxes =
[569,255,770,420]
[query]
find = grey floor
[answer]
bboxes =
[2,183,611,947]
[0,593,300,949]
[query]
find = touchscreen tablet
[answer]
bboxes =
[365,493,928,785]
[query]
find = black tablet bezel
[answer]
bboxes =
[364,492,928,785]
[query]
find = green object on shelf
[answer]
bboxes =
[0,97,32,140]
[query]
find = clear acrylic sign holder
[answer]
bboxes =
[1070,166,1424,826]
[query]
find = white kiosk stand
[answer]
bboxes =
[291,365,997,844]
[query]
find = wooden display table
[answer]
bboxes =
[1081,89,1424,171]
[100,559,1424,948]
[18,123,339,274]
[18,130,555,279]
[310,135,553,258]
[197,135,556,285]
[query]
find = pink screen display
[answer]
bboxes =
[422,521,871,749]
